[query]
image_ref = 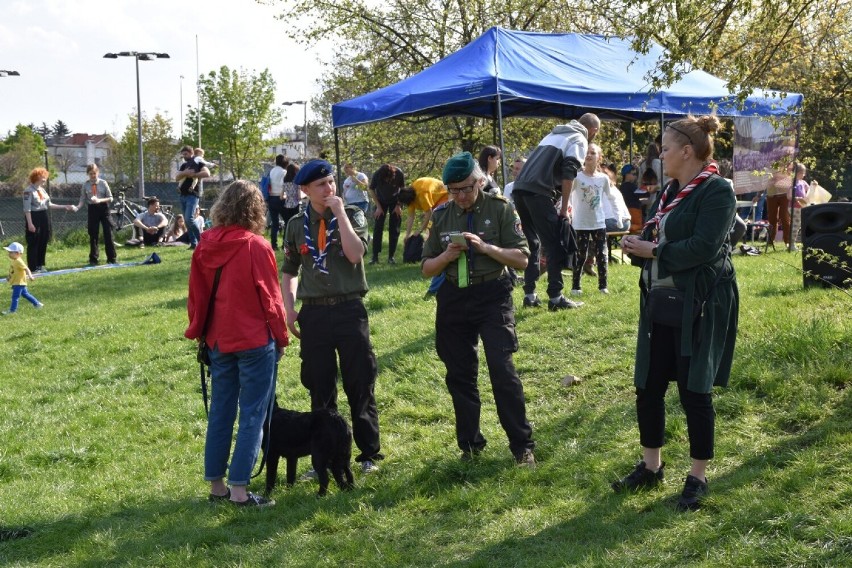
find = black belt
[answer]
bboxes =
[301,292,363,306]
[446,270,505,286]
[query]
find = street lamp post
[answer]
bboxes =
[104,51,169,198]
[281,100,308,159]
[0,70,21,77]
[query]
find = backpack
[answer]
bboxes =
[403,235,424,263]
[259,175,271,200]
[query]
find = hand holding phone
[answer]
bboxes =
[449,233,468,249]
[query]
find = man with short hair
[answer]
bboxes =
[281,159,383,474]
[502,157,527,204]
[422,152,536,467]
[133,197,169,246]
[175,144,210,249]
[512,113,599,311]
[342,163,370,213]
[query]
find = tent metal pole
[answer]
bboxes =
[496,93,508,188]
[629,121,634,163]
[334,128,342,195]
[789,116,801,252]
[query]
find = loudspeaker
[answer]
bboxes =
[801,203,852,288]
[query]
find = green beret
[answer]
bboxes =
[442,152,476,185]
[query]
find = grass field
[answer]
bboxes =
[1,238,849,567]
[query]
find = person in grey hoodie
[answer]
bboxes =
[511,113,599,311]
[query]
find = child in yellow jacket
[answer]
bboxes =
[3,242,43,315]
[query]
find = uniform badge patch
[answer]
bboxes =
[352,209,366,227]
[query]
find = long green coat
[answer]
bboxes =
[634,174,739,393]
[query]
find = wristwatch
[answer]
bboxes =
[651,246,658,258]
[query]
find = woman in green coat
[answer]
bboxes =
[615,115,738,511]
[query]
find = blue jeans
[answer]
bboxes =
[204,340,276,486]
[180,194,200,246]
[9,285,40,312]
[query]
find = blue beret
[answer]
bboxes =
[442,152,476,185]
[293,159,334,186]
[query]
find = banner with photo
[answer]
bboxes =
[732,117,798,195]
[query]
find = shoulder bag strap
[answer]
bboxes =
[199,267,223,415]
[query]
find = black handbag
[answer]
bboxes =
[645,251,729,328]
[197,267,223,414]
[647,287,702,327]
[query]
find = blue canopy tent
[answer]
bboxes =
[330,27,802,180]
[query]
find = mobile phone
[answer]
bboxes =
[449,233,468,248]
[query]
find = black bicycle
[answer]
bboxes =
[111,190,147,230]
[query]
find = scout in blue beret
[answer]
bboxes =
[280,157,384,474]
[422,152,537,467]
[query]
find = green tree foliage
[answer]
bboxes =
[114,111,179,184]
[184,66,280,180]
[0,124,49,188]
[52,119,70,140]
[268,0,847,190]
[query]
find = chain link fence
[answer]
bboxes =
[0,182,222,243]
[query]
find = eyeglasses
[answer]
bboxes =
[447,184,476,195]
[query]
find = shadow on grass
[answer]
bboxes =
[449,387,852,566]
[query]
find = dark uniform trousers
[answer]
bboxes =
[512,191,568,299]
[636,323,715,460]
[371,200,401,262]
[88,202,117,263]
[297,299,382,462]
[25,210,51,271]
[435,275,534,456]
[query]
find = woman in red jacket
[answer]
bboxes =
[186,180,288,507]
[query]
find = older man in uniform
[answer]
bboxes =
[281,159,383,474]
[422,152,536,466]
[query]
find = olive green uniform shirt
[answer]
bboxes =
[281,204,369,299]
[422,190,529,281]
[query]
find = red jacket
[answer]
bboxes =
[185,226,288,353]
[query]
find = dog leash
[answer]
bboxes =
[251,359,278,479]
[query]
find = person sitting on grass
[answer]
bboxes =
[132,197,169,247]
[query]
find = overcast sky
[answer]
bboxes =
[0,0,331,139]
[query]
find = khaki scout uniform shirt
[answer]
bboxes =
[79,178,113,201]
[281,204,369,299]
[422,190,529,282]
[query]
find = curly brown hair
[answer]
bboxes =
[209,180,267,234]
[28,167,49,185]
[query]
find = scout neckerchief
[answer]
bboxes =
[91,180,98,197]
[643,162,718,243]
[303,209,337,274]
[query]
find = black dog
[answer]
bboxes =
[262,402,354,496]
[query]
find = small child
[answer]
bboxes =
[3,242,44,315]
[186,148,217,192]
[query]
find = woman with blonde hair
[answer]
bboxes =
[618,115,738,511]
[22,167,74,272]
[186,180,288,507]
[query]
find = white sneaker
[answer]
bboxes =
[35,302,45,309]
[570,289,583,296]
[599,288,609,294]
[361,460,379,474]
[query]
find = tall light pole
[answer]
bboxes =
[0,70,21,77]
[281,100,308,159]
[179,75,184,140]
[104,51,170,198]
